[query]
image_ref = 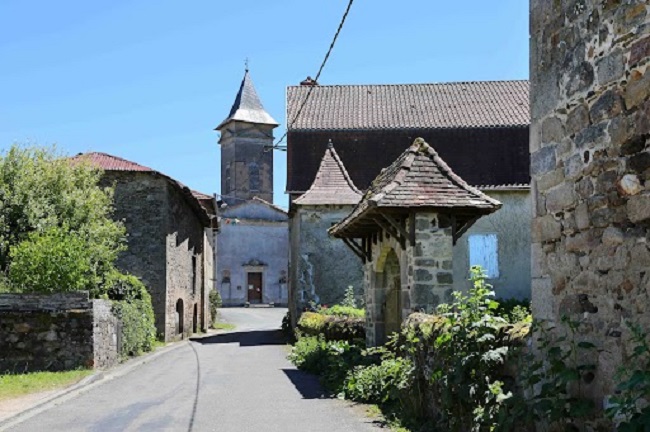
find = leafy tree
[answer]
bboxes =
[0,144,126,292]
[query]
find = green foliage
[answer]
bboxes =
[343,356,414,405]
[0,145,126,292]
[495,298,532,324]
[513,317,597,432]
[287,335,369,392]
[319,304,365,318]
[106,272,156,358]
[297,311,365,341]
[395,266,522,432]
[606,322,650,431]
[341,285,358,308]
[209,289,222,322]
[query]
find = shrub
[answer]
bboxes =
[343,356,414,405]
[297,311,365,342]
[319,305,365,318]
[105,272,156,358]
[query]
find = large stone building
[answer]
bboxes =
[330,138,501,345]
[286,81,532,303]
[530,0,649,408]
[215,70,289,306]
[75,152,218,342]
[289,142,363,322]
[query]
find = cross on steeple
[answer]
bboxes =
[244,58,249,73]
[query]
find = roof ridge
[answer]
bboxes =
[80,152,154,171]
[287,79,529,89]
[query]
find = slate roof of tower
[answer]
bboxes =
[287,80,529,131]
[72,152,217,228]
[294,144,362,206]
[329,138,502,237]
[216,71,278,130]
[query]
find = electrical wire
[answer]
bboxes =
[267,0,356,152]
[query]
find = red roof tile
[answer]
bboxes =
[73,152,154,172]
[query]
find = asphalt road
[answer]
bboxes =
[5,307,381,432]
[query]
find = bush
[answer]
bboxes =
[319,305,365,318]
[343,357,414,405]
[297,311,365,342]
[105,272,156,358]
[287,335,369,392]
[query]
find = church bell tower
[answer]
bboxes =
[215,69,278,205]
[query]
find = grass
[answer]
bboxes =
[212,322,236,331]
[0,369,93,401]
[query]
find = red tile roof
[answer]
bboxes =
[329,138,501,238]
[74,152,154,172]
[287,80,529,131]
[294,143,361,206]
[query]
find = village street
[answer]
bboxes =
[3,308,380,432]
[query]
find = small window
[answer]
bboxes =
[249,163,260,192]
[468,234,499,278]
[224,166,231,194]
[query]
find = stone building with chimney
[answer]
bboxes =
[215,70,289,306]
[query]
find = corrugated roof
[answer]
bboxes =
[294,143,361,206]
[330,138,502,237]
[287,80,529,131]
[216,71,278,130]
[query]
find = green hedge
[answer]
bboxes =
[297,311,365,341]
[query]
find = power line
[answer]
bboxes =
[267,0,355,152]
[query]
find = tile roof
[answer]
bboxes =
[287,80,529,131]
[216,71,278,130]
[72,152,217,228]
[294,142,362,206]
[329,138,502,237]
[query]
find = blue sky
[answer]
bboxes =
[0,0,529,209]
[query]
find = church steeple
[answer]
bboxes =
[215,70,278,131]
[216,69,277,205]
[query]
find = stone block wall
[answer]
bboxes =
[288,205,364,324]
[0,292,119,372]
[364,211,454,346]
[531,0,649,405]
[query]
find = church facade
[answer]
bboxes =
[215,70,289,306]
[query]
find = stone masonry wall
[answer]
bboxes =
[289,205,364,324]
[531,0,649,405]
[0,292,119,372]
[102,172,168,337]
[365,211,454,346]
[165,181,205,341]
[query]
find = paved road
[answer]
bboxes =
[5,308,381,432]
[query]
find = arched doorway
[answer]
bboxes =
[383,250,402,339]
[176,299,184,336]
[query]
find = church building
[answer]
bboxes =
[215,70,289,306]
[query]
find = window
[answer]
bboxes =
[468,234,499,278]
[249,162,260,192]
[224,166,231,194]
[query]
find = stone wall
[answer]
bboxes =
[365,212,454,346]
[453,190,532,300]
[530,0,649,406]
[288,205,364,324]
[0,292,119,372]
[165,181,205,341]
[102,172,168,337]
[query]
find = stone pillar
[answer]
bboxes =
[531,0,649,405]
[408,212,454,313]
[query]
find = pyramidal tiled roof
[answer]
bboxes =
[330,138,501,237]
[287,80,529,131]
[216,70,278,130]
[294,143,362,206]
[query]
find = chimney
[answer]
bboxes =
[300,76,318,86]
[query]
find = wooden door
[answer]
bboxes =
[247,272,263,303]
